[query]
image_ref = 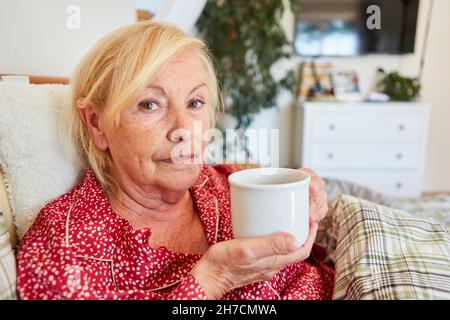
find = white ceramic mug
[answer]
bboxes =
[228,168,311,245]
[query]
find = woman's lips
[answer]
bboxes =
[160,154,199,164]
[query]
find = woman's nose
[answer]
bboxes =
[166,111,192,143]
[168,129,190,142]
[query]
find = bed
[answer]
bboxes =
[325,177,450,231]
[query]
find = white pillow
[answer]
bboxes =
[0,82,83,238]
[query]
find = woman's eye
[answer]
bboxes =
[138,100,160,111]
[189,99,205,109]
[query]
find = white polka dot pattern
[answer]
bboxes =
[16,164,334,300]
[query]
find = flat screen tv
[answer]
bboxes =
[294,0,420,56]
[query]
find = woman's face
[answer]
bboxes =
[103,50,211,192]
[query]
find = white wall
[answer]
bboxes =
[250,0,450,192]
[414,0,450,191]
[0,0,136,77]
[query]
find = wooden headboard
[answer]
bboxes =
[0,73,70,84]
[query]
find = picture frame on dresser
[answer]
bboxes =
[293,101,431,197]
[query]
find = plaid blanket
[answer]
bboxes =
[0,210,16,300]
[325,177,450,231]
[388,195,450,232]
[318,194,450,300]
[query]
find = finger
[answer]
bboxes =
[295,219,318,256]
[317,190,328,208]
[309,205,317,224]
[235,232,299,261]
[240,269,279,285]
[257,245,308,272]
[302,220,318,253]
[318,202,328,220]
[297,168,318,191]
[309,182,327,215]
[260,221,319,270]
[309,175,325,195]
[309,198,319,222]
[309,195,322,220]
[300,169,326,188]
[310,181,318,194]
[257,249,306,272]
[297,167,318,177]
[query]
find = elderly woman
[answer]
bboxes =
[16,22,334,300]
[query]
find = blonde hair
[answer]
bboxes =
[67,21,222,191]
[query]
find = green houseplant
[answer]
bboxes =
[376,67,421,101]
[196,0,298,130]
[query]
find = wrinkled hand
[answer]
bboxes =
[191,220,318,299]
[296,168,328,224]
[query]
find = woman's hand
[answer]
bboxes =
[297,168,328,224]
[191,219,318,299]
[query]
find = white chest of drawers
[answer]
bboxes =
[294,102,431,197]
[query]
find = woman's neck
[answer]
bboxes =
[105,172,208,254]
[106,179,195,231]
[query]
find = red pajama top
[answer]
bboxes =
[16,164,334,300]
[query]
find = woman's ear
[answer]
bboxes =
[77,98,109,151]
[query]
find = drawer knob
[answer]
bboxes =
[398,124,405,131]
[327,153,334,159]
[396,153,403,160]
[329,124,335,131]
[396,182,403,189]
